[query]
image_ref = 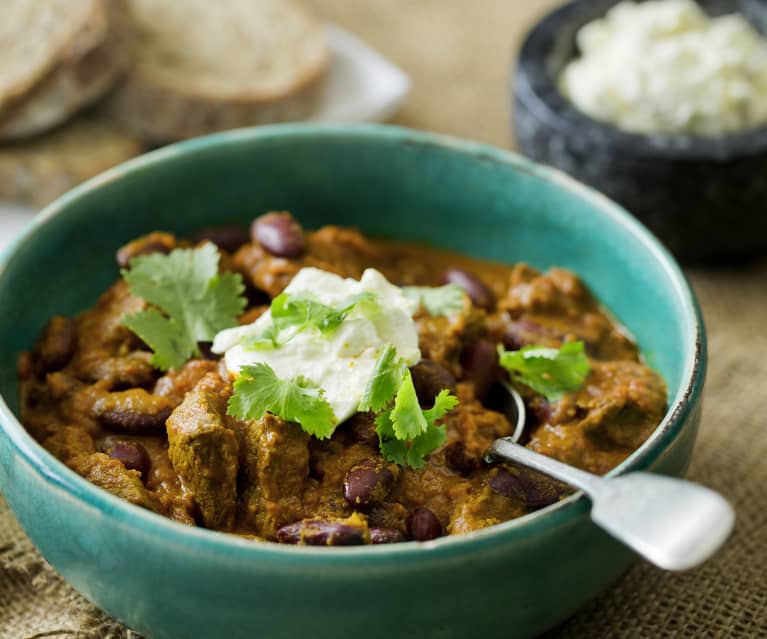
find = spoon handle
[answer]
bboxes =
[487,436,735,571]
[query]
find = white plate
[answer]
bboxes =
[0,25,411,254]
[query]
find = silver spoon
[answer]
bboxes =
[488,383,735,571]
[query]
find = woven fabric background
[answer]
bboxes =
[1,1,765,637]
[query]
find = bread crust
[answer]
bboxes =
[108,0,330,142]
[0,114,143,206]
[0,0,128,140]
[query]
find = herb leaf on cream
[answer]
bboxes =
[227,362,337,439]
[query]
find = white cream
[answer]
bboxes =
[559,0,767,136]
[212,267,421,424]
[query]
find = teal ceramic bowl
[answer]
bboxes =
[0,125,705,639]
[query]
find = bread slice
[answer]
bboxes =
[0,0,128,140]
[0,114,143,206]
[109,0,330,142]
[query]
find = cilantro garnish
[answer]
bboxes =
[242,291,379,350]
[498,341,591,401]
[376,388,458,470]
[122,244,246,370]
[360,346,459,469]
[227,362,336,439]
[402,284,466,316]
[358,344,406,412]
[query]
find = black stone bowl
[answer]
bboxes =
[512,0,767,263]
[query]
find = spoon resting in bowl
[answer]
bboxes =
[489,383,735,571]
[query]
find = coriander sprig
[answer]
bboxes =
[498,341,591,401]
[122,244,246,371]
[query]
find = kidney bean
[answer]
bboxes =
[444,441,480,476]
[344,413,378,447]
[442,268,495,309]
[186,225,250,253]
[410,360,457,406]
[406,507,443,541]
[250,211,305,258]
[460,338,498,400]
[92,389,173,434]
[276,519,368,546]
[100,439,151,478]
[197,342,219,361]
[79,353,157,389]
[489,468,526,500]
[370,527,406,544]
[490,466,563,509]
[116,232,175,268]
[343,458,396,508]
[33,316,77,375]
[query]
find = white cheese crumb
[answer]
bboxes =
[559,0,767,136]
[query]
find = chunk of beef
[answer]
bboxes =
[166,373,239,530]
[528,360,667,474]
[43,426,96,465]
[238,413,310,539]
[70,453,163,513]
[499,264,638,361]
[153,359,220,406]
[32,316,77,375]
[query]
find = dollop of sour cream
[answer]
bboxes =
[212,267,421,424]
[559,0,767,136]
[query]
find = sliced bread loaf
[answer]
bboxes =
[0,114,143,206]
[109,0,329,141]
[0,0,127,140]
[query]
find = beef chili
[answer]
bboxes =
[17,211,667,545]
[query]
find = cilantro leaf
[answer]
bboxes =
[402,284,466,316]
[358,345,407,412]
[498,341,591,401]
[389,370,429,440]
[122,244,246,370]
[244,291,379,351]
[376,369,458,469]
[122,309,197,371]
[227,362,337,439]
[423,389,460,424]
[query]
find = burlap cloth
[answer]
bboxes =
[1,1,765,637]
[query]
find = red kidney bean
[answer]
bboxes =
[197,342,219,361]
[490,466,563,509]
[251,211,305,258]
[33,316,77,375]
[442,268,495,309]
[444,441,480,476]
[276,519,368,546]
[343,458,395,508]
[489,468,526,500]
[100,439,151,478]
[116,232,175,269]
[92,390,173,434]
[186,225,250,253]
[460,338,498,400]
[410,359,457,406]
[406,507,443,541]
[370,527,406,544]
[344,413,379,447]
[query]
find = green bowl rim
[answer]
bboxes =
[0,123,706,564]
